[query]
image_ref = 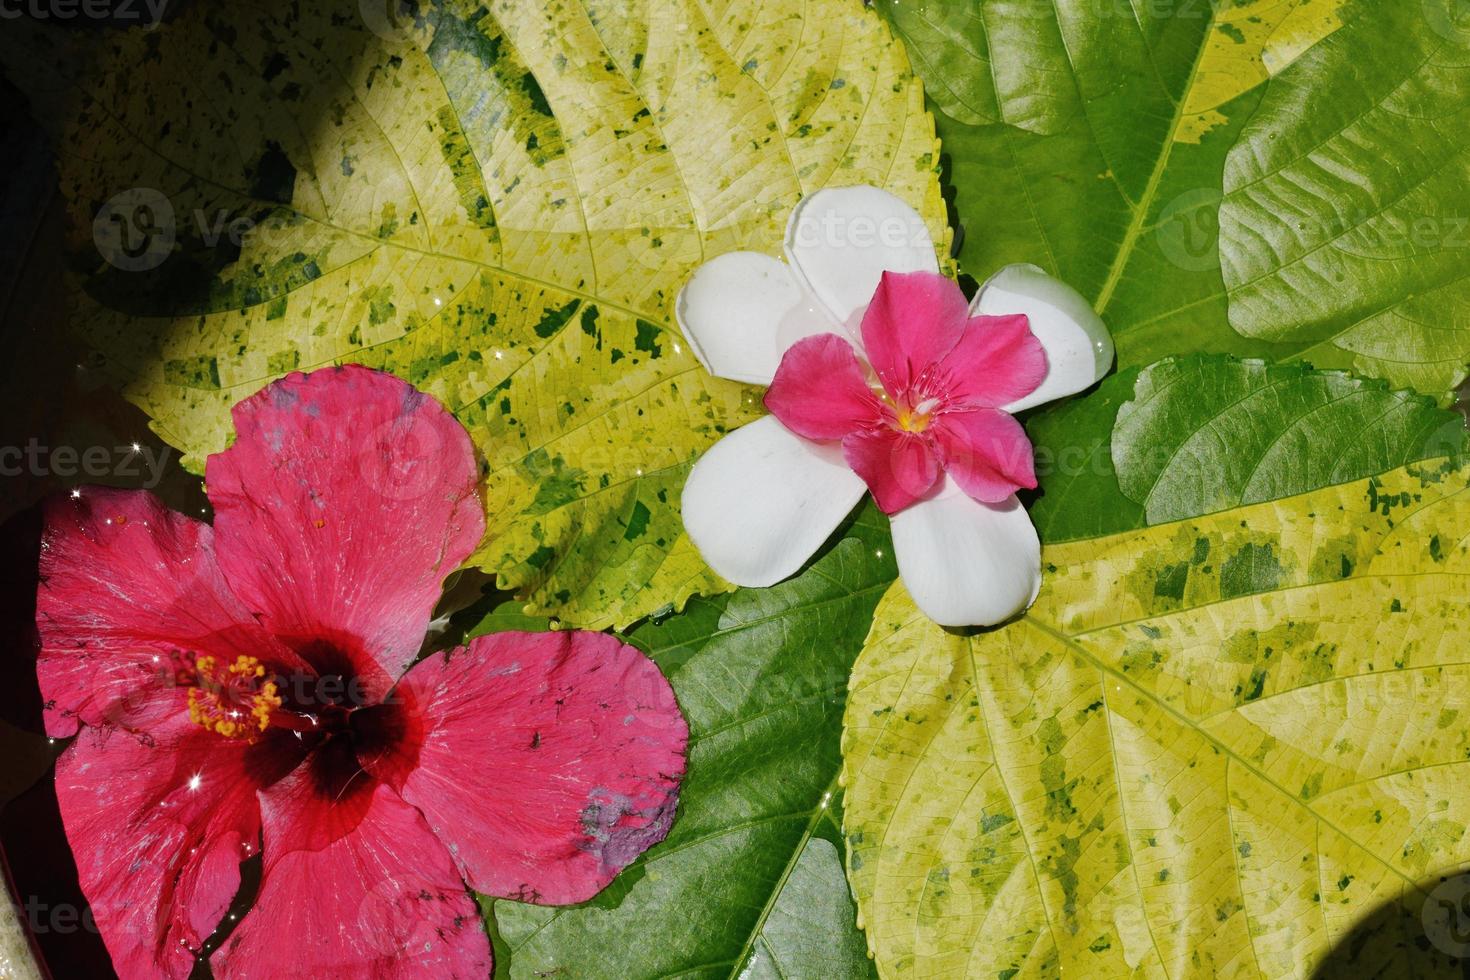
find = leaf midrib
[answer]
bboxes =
[725,770,845,980]
[1090,3,1220,319]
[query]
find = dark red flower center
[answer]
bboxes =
[170,640,422,805]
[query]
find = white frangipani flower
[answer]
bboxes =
[676,185,1113,627]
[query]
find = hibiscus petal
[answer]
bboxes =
[55,716,302,979]
[841,427,942,515]
[860,270,972,395]
[764,334,883,440]
[971,263,1114,413]
[36,488,302,738]
[682,416,867,587]
[675,251,835,385]
[214,776,489,979]
[939,314,1048,408]
[784,186,939,330]
[385,630,687,905]
[206,366,484,682]
[929,408,1038,503]
[889,479,1041,627]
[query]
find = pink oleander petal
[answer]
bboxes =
[36,488,304,738]
[859,271,971,396]
[214,777,489,979]
[205,365,485,682]
[930,409,1038,503]
[842,427,942,515]
[386,630,688,906]
[939,314,1047,409]
[55,716,304,980]
[764,334,883,441]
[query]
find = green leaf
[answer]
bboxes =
[879,0,1352,367]
[737,837,874,980]
[491,505,892,979]
[463,596,554,637]
[0,0,948,629]
[1113,355,1468,524]
[844,459,1470,977]
[1024,367,1145,544]
[1219,1,1470,396]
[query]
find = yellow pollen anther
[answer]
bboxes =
[892,395,941,434]
[180,654,280,741]
[896,408,932,433]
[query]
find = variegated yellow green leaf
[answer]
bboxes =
[0,0,946,628]
[844,460,1470,977]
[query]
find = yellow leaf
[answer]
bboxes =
[7,0,947,628]
[844,460,1470,977]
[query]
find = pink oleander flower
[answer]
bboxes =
[676,186,1112,626]
[37,366,687,978]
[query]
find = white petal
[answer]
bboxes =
[890,479,1041,627]
[784,186,939,331]
[682,416,867,587]
[972,263,1115,413]
[675,251,833,385]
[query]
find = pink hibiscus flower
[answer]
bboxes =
[676,186,1113,627]
[36,365,687,978]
